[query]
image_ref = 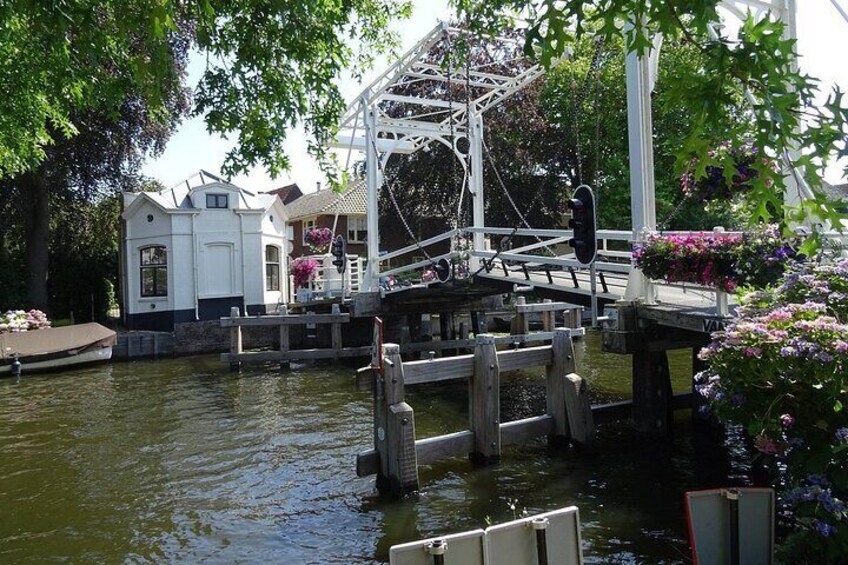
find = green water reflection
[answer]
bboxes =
[0,332,748,563]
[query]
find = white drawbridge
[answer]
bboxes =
[326,0,840,314]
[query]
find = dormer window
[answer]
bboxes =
[206,193,228,209]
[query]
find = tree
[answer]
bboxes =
[0,1,412,180]
[454,0,848,243]
[1,1,411,310]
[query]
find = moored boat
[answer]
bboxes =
[0,323,117,376]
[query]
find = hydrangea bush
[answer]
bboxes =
[697,258,848,560]
[633,224,797,292]
[0,309,51,333]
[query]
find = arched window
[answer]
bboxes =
[265,245,280,291]
[140,246,168,297]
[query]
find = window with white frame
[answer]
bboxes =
[140,246,168,297]
[265,245,280,291]
[302,218,316,244]
[206,193,228,208]
[347,216,367,242]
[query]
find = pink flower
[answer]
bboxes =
[744,347,762,358]
[755,434,782,455]
[780,414,795,428]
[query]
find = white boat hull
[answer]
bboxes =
[0,347,113,375]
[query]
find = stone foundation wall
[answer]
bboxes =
[174,320,278,355]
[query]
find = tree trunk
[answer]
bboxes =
[20,172,50,311]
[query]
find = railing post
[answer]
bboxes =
[278,304,290,371]
[469,334,500,465]
[376,343,419,497]
[229,306,242,371]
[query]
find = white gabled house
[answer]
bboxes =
[120,170,289,331]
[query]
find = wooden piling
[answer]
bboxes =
[632,345,673,435]
[331,304,343,352]
[691,344,711,425]
[375,343,419,497]
[545,328,576,447]
[229,306,242,371]
[511,296,529,336]
[278,305,290,370]
[542,299,554,331]
[564,373,595,449]
[469,334,500,465]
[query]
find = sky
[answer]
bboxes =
[141,0,848,193]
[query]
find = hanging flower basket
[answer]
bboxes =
[291,257,319,289]
[633,232,742,292]
[304,227,332,253]
[633,225,798,292]
[680,141,775,202]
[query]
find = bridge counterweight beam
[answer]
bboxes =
[469,112,485,271]
[363,94,382,292]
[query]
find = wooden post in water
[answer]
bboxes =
[546,328,576,447]
[331,303,343,352]
[542,299,554,331]
[632,344,673,435]
[375,343,419,497]
[692,343,711,425]
[564,372,595,449]
[278,304,290,371]
[229,306,242,371]
[469,334,500,465]
[511,296,529,336]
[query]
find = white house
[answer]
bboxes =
[120,171,289,331]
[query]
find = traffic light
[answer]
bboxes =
[566,185,597,265]
[331,235,346,274]
[434,257,451,283]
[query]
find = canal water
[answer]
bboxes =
[0,333,750,564]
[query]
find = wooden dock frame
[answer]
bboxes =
[511,296,583,336]
[221,304,371,370]
[357,328,596,498]
[602,299,718,435]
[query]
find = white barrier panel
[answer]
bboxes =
[485,506,583,565]
[389,506,583,565]
[390,529,485,565]
[686,488,774,565]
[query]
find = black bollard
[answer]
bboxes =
[426,538,446,565]
[533,517,549,565]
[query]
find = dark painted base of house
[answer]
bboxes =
[126,297,275,331]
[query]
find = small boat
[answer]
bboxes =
[0,323,117,376]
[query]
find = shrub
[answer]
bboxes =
[0,309,51,333]
[698,258,848,560]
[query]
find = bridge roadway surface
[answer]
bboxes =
[378,260,733,334]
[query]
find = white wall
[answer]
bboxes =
[123,184,289,320]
